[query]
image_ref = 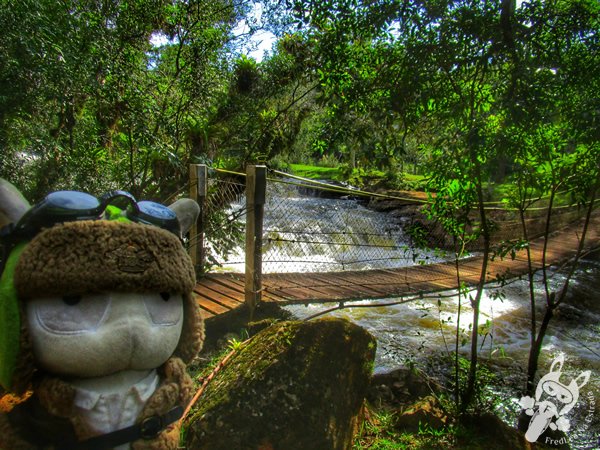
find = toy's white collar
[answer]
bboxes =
[72,369,159,446]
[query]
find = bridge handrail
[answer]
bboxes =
[201,166,597,213]
[269,169,599,212]
[271,169,429,204]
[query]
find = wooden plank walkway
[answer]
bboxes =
[194,212,600,319]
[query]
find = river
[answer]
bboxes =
[215,181,599,448]
[286,253,600,448]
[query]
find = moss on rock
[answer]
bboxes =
[184,318,376,450]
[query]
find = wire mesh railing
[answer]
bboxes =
[191,165,596,277]
[195,167,453,275]
[198,168,247,271]
[261,174,447,273]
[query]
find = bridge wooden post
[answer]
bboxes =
[189,163,208,277]
[245,165,266,316]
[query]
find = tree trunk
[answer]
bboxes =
[463,159,491,410]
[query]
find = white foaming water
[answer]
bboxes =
[286,270,600,374]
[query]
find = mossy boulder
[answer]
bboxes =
[184,318,377,450]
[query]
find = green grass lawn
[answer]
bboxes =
[404,173,425,183]
[288,163,342,180]
[289,163,426,190]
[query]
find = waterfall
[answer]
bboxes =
[217,178,447,273]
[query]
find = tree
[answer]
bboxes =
[200,34,320,168]
[503,0,600,395]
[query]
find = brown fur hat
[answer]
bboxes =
[14,220,196,298]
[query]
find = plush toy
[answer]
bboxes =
[0,180,204,449]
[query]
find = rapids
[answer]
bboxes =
[286,254,600,449]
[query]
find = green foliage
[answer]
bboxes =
[438,356,501,417]
[353,409,401,449]
[1,0,596,206]
[0,0,237,200]
[338,164,367,188]
[227,337,244,352]
[492,239,529,262]
[382,170,405,191]
[405,223,430,251]
[352,403,501,449]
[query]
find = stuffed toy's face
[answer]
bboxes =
[26,292,184,378]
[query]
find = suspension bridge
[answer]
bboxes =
[188,165,600,320]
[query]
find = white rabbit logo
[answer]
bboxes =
[519,354,591,443]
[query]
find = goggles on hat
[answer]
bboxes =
[4,190,180,241]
